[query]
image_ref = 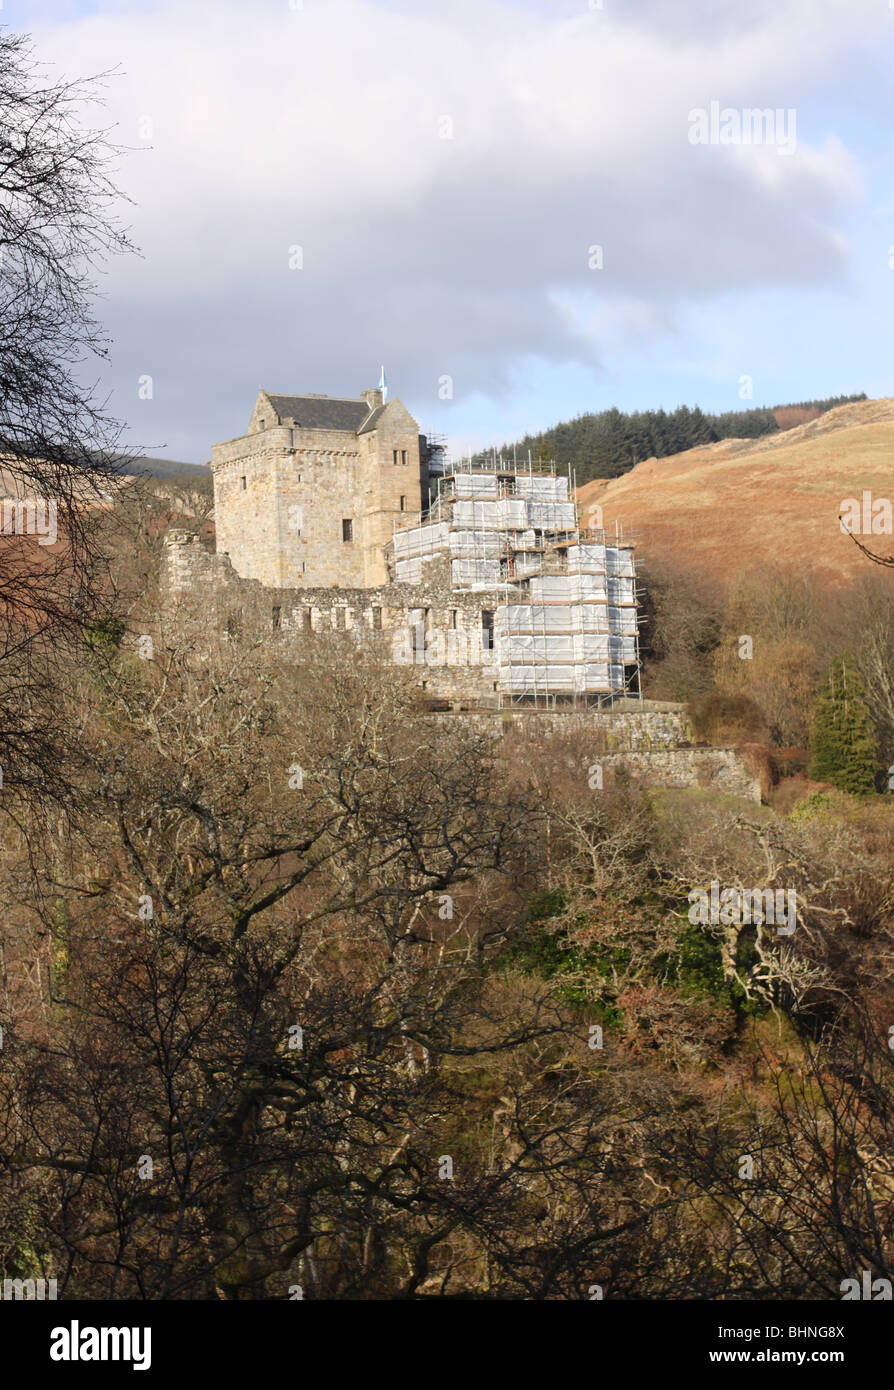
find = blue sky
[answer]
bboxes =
[9,0,894,462]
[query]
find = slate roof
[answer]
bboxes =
[357,404,387,435]
[264,393,374,433]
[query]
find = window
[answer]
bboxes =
[481,609,494,652]
[240,476,247,490]
[272,606,281,630]
[450,609,458,629]
[342,519,353,542]
[401,450,408,466]
[399,495,406,512]
[393,449,399,466]
[372,606,383,631]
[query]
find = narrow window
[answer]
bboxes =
[372,606,383,630]
[240,476,247,490]
[393,449,399,466]
[272,605,281,630]
[450,609,457,629]
[399,495,406,512]
[481,609,494,652]
[342,518,353,542]
[401,450,408,466]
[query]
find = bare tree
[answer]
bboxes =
[0,30,133,801]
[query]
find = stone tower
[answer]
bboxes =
[210,387,426,588]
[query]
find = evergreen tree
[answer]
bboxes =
[809,658,878,794]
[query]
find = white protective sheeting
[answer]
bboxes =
[566,544,607,573]
[452,472,498,498]
[513,474,569,501]
[497,633,612,664]
[607,576,636,605]
[395,558,422,583]
[448,529,502,556]
[393,520,449,559]
[609,633,638,663]
[528,574,607,603]
[495,604,610,634]
[511,555,542,577]
[498,665,577,692]
[451,557,501,588]
[452,499,529,530]
[573,663,626,692]
[605,546,636,577]
[498,662,625,693]
[526,500,577,530]
[608,606,637,635]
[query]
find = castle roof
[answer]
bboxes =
[357,404,387,434]
[263,393,374,433]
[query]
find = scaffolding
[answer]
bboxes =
[392,451,641,707]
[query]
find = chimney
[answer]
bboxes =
[361,388,384,410]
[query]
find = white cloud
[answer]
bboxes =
[23,0,889,454]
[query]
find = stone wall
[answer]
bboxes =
[428,709,762,802]
[491,701,691,749]
[162,531,504,704]
[600,747,762,802]
[161,534,762,801]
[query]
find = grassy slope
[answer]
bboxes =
[576,398,894,587]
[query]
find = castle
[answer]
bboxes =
[159,382,768,799]
[165,383,643,710]
[209,387,425,589]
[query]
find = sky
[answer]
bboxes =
[10,0,894,463]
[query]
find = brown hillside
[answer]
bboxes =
[576,397,894,587]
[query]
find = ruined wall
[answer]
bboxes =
[429,709,761,802]
[601,747,762,802]
[162,535,760,800]
[162,532,503,704]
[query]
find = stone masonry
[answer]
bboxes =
[210,388,426,589]
[165,384,765,804]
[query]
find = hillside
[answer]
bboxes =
[111,454,208,480]
[577,397,894,588]
[490,393,866,486]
